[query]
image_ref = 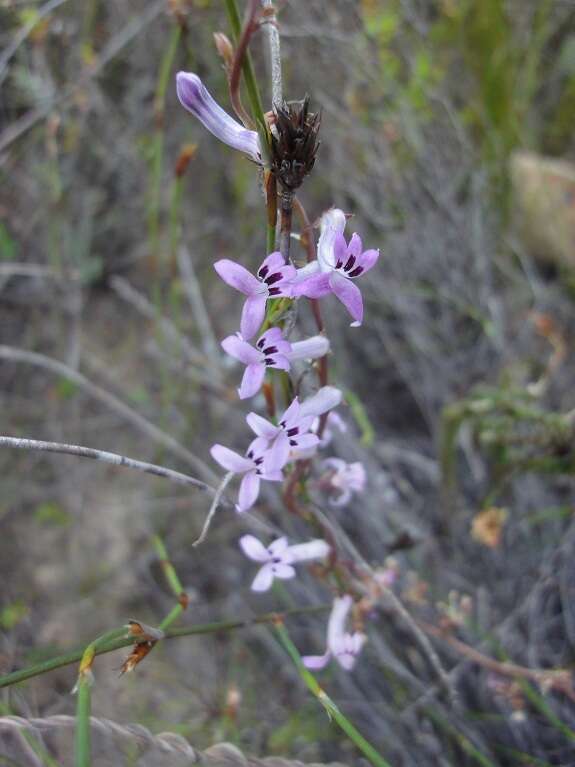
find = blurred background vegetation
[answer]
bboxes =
[1,0,575,764]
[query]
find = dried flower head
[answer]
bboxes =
[471,506,507,549]
[270,96,320,192]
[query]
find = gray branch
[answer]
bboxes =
[0,436,215,497]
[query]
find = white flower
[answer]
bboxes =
[303,595,367,671]
[239,535,330,592]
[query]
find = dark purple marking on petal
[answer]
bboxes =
[263,346,278,355]
[289,439,297,446]
[335,260,343,269]
[264,357,274,365]
[348,266,363,278]
[257,337,266,349]
[287,427,299,437]
[258,265,269,280]
[265,272,283,286]
[268,287,281,296]
[344,255,356,272]
[254,456,263,465]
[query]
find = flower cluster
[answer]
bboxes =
[177,71,381,672]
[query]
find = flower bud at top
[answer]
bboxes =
[270,96,320,192]
[213,32,234,69]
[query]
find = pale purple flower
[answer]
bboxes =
[321,458,366,506]
[222,327,291,399]
[222,329,330,399]
[303,595,367,671]
[294,208,379,327]
[176,72,260,162]
[214,252,296,340]
[239,534,330,592]
[246,386,343,472]
[210,439,282,513]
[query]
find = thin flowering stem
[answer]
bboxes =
[274,621,392,767]
[279,189,294,263]
[193,471,234,546]
[0,607,328,691]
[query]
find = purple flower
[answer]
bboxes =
[210,439,283,513]
[246,386,343,472]
[222,328,330,400]
[239,534,330,592]
[321,458,366,506]
[176,72,261,162]
[214,252,296,340]
[303,595,367,671]
[294,208,379,327]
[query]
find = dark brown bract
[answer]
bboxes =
[270,96,321,192]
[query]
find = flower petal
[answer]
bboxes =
[279,397,300,427]
[239,534,269,563]
[329,271,363,326]
[241,294,267,341]
[327,595,353,652]
[238,363,266,399]
[268,536,289,557]
[272,563,296,580]
[265,432,291,472]
[221,334,261,365]
[293,260,320,284]
[237,471,260,512]
[251,564,275,592]
[176,72,261,161]
[293,271,331,299]
[291,433,320,452]
[288,335,330,362]
[288,539,330,563]
[317,208,347,270]
[258,251,285,276]
[246,412,278,440]
[268,354,291,371]
[299,386,343,419]
[214,259,259,295]
[357,248,379,275]
[210,444,252,473]
[302,652,332,670]
[346,232,363,260]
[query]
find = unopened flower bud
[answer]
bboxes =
[213,32,234,68]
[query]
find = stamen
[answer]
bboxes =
[348,266,363,278]
[335,260,343,269]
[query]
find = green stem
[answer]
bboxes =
[152,534,184,596]
[274,622,392,767]
[0,606,327,690]
[75,676,92,767]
